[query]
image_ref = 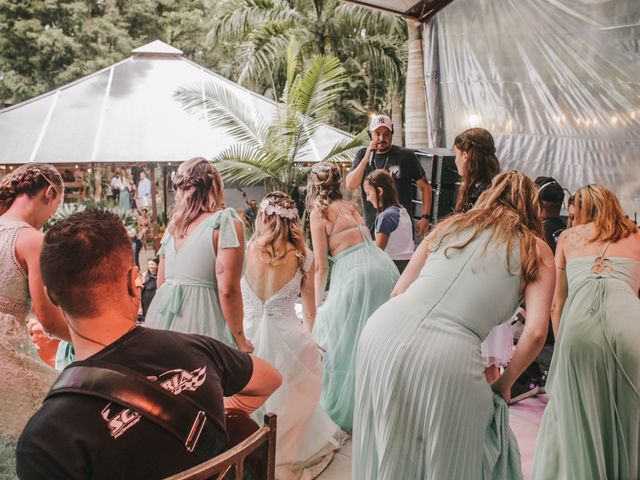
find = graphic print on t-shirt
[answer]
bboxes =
[388,164,400,180]
[100,366,207,439]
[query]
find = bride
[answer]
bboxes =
[242,192,346,479]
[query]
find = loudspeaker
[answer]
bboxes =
[413,150,459,222]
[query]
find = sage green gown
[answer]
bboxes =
[354,228,523,479]
[145,208,243,347]
[532,253,640,480]
[313,226,399,433]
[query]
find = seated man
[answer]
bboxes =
[16,210,282,480]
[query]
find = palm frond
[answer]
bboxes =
[236,24,296,86]
[331,3,406,38]
[288,54,345,121]
[283,38,302,100]
[214,0,300,41]
[175,83,268,148]
[320,128,368,163]
[212,144,284,187]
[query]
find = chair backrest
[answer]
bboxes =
[164,413,277,480]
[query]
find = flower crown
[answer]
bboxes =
[260,198,298,220]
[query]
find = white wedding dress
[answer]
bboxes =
[242,252,346,479]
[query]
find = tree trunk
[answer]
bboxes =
[93,165,101,201]
[391,92,404,147]
[405,19,428,151]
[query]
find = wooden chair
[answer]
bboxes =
[164,413,277,480]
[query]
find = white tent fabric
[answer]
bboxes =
[345,0,640,216]
[0,40,353,166]
[424,0,640,216]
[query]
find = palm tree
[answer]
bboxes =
[176,41,366,193]
[211,0,407,134]
[405,18,428,150]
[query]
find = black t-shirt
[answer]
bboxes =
[16,327,253,480]
[543,217,567,254]
[352,145,426,232]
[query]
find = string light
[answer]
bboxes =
[466,114,481,126]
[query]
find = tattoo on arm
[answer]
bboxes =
[216,262,225,275]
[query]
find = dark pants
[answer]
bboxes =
[393,259,410,274]
[112,188,120,202]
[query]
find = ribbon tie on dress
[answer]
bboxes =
[156,280,215,327]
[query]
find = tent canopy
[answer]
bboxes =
[345,0,452,21]
[346,0,640,216]
[0,40,353,165]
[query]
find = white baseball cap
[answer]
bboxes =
[369,114,393,133]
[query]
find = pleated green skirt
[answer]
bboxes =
[314,241,399,433]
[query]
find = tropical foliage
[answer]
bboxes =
[211,0,407,133]
[1,0,410,136]
[176,41,366,192]
[0,0,213,106]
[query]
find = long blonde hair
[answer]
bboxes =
[0,163,64,215]
[170,157,224,238]
[252,192,307,272]
[573,184,637,242]
[433,171,543,290]
[306,162,343,219]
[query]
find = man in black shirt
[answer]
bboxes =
[345,114,432,236]
[16,210,282,480]
[535,176,567,254]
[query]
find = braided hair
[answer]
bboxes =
[170,157,224,238]
[0,164,63,215]
[305,162,343,219]
[453,128,501,212]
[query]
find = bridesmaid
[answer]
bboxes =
[145,157,252,352]
[452,128,512,382]
[307,162,398,432]
[532,185,640,479]
[354,172,555,479]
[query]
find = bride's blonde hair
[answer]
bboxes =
[433,171,543,290]
[252,192,307,272]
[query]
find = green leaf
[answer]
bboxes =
[174,82,269,148]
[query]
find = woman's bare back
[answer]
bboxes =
[562,223,640,262]
[323,200,369,255]
[245,242,302,303]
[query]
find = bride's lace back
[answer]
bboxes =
[242,250,313,321]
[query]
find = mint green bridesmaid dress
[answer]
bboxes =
[532,249,640,480]
[354,228,523,479]
[145,208,243,347]
[313,226,399,433]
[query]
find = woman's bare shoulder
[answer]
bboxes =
[558,224,593,249]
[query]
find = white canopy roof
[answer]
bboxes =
[344,0,450,20]
[0,40,353,165]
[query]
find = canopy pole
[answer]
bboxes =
[150,164,159,252]
[162,166,168,221]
